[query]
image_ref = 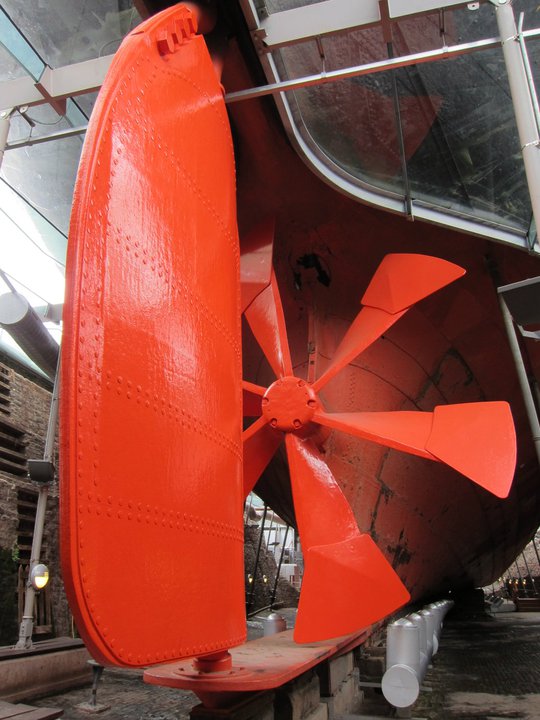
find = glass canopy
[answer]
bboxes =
[248,0,540,245]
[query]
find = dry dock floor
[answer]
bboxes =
[24,611,540,720]
[413,610,540,720]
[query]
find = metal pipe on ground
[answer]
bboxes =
[382,599,454,710]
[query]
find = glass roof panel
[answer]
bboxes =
[0,180,67,268]
[1,105,83,236]
[0,40,28,81]
[0,0,141,68]
[0,205,64,307]
[0,6,45,80]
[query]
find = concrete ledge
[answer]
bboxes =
[0,647,92,702]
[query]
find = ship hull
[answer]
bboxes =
[226,42,540,602]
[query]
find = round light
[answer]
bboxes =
[30,563,49,590]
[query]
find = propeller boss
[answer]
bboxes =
[262,376,318,433]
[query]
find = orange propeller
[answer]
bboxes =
[241,246,517,642]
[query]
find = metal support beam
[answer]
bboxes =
[5,124,87,150]
[531,534,540,567]
[0,54,114,113]
[248,0,491,50]
[388,0,473,18]
[255,0,380,50]
[521,551,537,593]
[494,0,540,241]
[225,32,516,104]
[0,107,12,170]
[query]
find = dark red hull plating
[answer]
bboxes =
[225,42,540,602]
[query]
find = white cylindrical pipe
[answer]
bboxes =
[263,612,286,636]
[383,599,454,710]
[386,618,421,675]
[382,664,420,709]
[418,609,436,657]
[382,619,421,708]
[408,612,428,676]
[427,602,445,651]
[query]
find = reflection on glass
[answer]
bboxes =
[266,0,323,13]
[405,49,530,232]
[1,0,141,68]
[292,76,405,196]
[75,92,100,120]
[276,2,538,233]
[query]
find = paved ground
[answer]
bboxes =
[414,611,540,720]
[33,668,196,720]
[28,611,540,720]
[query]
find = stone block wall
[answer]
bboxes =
[189,649,363,720]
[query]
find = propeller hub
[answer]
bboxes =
[262,376,318,433]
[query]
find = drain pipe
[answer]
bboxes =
[493,0,540,237]
[15,349,61,649]
[381,599,454,710]
[498,293,540,467]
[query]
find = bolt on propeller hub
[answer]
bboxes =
[262,376,318,433]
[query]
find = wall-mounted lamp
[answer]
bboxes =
[30,563,49,590]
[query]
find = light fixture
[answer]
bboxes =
[30,563,49,590]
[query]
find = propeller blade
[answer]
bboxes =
[361,254,465,314]
[426,402,516,498]
[244,269,293,379]
[312,306,406,392]
[314,410,434,459]
[243,380,265,417]
[240,218,274,313]
[243,416,283,496]
[296,535,410,643]
[313,254,464,392]
[314,402,516,498]
[285,435,409,642]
